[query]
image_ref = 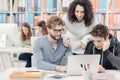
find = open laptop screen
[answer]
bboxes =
[67,55,100,75]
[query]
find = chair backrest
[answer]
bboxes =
[31,36,40,46]
[31,55,36,67]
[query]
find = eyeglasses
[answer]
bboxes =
[53,28,64,34]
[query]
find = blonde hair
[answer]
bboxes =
[46,16,65,29]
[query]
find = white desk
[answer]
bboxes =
[0,46,30,53]
[0,68,120,80]
[0,68,83,80]
[0,47,31,70]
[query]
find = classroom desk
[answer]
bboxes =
[0,46,31,70]
[0,67,120,80]
[0,46,30,53]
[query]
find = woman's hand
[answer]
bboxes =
[63,38,71,48]
[80,42,86,50]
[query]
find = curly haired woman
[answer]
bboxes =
[62,0,97,55]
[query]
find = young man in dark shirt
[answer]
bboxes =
[84,24,120,72]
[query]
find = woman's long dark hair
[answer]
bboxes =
[67,0,94,26]
[37,20,48,35]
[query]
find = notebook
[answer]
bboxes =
[9,69,45,79]
[67,55,100,75]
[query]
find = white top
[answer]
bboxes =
[62,14,97,54]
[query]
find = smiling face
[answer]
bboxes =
[21,26,29,36]
[74,4,85,22]
[49,25,63,41]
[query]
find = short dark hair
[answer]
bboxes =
[90,24,109,39]
[47,16,65,29]
[37,20,46,28]
[68,0,93,26]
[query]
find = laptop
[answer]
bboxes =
[67,55,100,76]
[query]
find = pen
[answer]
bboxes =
[80,64,83,68]
[81,64,87,71]
[80,64,84,70]
[84,64,87,71]
[87,63,90,70]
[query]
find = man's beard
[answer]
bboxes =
[50,33,61,41]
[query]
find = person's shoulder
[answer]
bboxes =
[35,36,47,43]
[59,38,64,42]
[87,41,94,46]
[91,17,98,25]
[62,14,68,21]
[58,38,65,45]
[115,41,120,47]
[88,18,97,29]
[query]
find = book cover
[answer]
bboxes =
[99,0,107,13]
[31,0,34,12]
[27,0,31,12]
[116,0,120,12]
[37,0,41,12]
[109,13,116,28]
[90,0,96,12]
[14,14,19,26]
[0,14,3,23]
[13,0,19,12]
[46,0,50,12]
[34,0,38,12]
[2,14,7,23]
[7,16,10,23]
[34,15,41,27]
[95,0,99,12]
[27,13,34,27]
[42,0,46,12]
[18,0,26,12]
[9,69,45,79]
[2,0,9,12]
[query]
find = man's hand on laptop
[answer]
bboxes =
[98,65,105,73]
[55,65,67,72]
